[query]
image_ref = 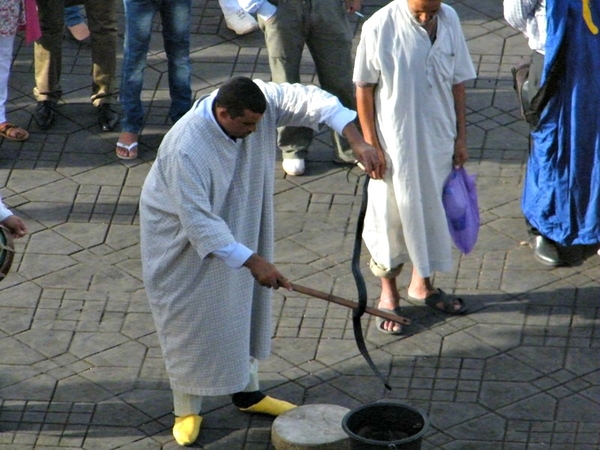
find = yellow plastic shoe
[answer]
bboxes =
[238,396,297,417]
[173,414,203,446]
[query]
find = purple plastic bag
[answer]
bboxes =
[442,167,480,254]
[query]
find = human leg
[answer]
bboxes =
[233,358,296,416]
[369,259,404,334]
[0,34,28,141]
[172,390,203,446]
[161,0,192,123]
[81,0,118,106]
[120,0,155,134]
[170,358,294,446]
[407,267,467,314]
[116,0,156,158]
[34,0,65,128]
[0,34,14,125]
[261,0,312,171]
[307,0,356,163]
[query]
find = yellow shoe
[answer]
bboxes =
[173,414,202,446]
[238,396,297,417]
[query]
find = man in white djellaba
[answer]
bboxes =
[353,0,477,335]
[139,76,383,446]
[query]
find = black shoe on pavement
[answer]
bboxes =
[34,101,56,129]
[97,104,119,132]
[532,235,562,267]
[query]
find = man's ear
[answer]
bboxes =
[215,106,230,122]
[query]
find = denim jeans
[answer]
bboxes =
[64,5,83,28]
[120,0,192,134]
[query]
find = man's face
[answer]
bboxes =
[407,0,442,26]
[218,108,263,139]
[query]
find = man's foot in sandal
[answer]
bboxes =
[116,132,138,160]
[375,306,404,335]
[408,289,468,315]
[0,122,29,142]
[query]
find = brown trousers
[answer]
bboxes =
[33,0,117,106]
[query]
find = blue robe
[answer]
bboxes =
[522,0,600,245]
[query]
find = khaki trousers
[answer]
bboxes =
[34,0,117,106]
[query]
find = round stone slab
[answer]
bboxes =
[271,404,350,450]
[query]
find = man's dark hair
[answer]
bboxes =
[214,77,267,119]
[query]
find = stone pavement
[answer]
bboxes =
[1,0,599,448]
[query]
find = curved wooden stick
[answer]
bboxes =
[290,283,411,325]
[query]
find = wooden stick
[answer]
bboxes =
[290,283,411,325]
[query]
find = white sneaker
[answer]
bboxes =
[282,158,305,176]
[224,9,259,35]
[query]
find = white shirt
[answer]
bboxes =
[504,0,546,53]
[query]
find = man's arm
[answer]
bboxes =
[452,82,468,168]
[213,243,290,290]
[504,0,538,33]
[341,121,384,180]
[355,83,386,179]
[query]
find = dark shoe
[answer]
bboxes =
[34,101,56,129]
[97,104,119,132]
[408,289,468,315]
[532,235,562,266]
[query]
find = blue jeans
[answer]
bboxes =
[120,0,192,134]
[64,6,83,28]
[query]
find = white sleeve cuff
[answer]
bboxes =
[0,203,13,222]
[329,110,357,136]
[212,242,254,269]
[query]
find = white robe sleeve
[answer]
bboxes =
[257,80,357,135]
[353,19,381,84]
[0,198,12,222]
[173,151,237,259]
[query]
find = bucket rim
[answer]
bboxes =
[341,401,430,445]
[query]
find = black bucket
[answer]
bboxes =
[342,402,429,450]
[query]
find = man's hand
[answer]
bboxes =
[342,121,386,179]
[345,0,361,13]
[453,138,468,168]
[1,215,27,238]
[354,142,386,179]
[243,253,292,290]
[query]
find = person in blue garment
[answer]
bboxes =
[520,0,600,263]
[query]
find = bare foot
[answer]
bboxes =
[408,287,464,313]
[68,22,90,41]
[116,131,138,160]
[377,300,403,333]
[0,122,29,141]
[378,278,402,333]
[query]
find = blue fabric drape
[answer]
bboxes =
[522,0,600,245]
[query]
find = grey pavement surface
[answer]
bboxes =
[1,0,599,449]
